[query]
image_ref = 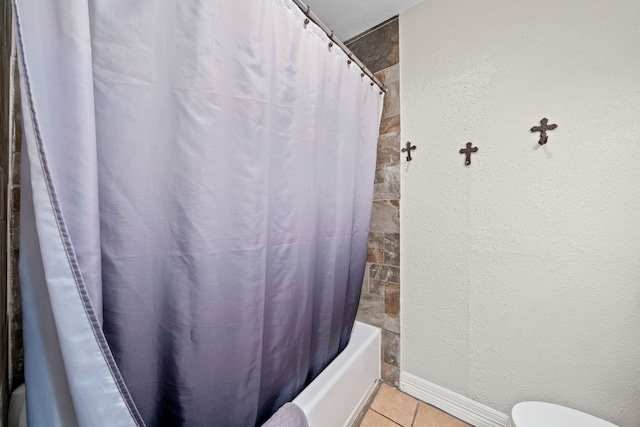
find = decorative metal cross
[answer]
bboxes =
[402,141,417,161]
[459,142,478,166]
[531,118,558,145]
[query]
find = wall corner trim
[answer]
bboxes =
[399,371,509,427]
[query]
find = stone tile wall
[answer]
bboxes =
[1,0,13,424]
[2,4,23,422]
[8,53,22,397]
[346,17,401,386]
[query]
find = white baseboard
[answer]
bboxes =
[399,371,509,427]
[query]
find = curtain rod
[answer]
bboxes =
[290,0,387,93]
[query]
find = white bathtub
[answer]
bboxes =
[293,321,381,427]
[10,322,381,427]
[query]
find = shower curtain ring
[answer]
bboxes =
[347,52,353,65]
[328,30,334,48]
[303,6,310,26]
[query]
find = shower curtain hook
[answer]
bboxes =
[304,6,310,26]
[347,52,353,65]
[328,30,334,48]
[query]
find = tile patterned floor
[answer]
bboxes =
[352,383,472,427]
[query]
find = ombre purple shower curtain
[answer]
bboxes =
[15,0,383,426]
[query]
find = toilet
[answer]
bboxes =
[508,401,619,427]
[8,384,27,427]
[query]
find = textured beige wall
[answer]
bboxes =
[400,1,640,425]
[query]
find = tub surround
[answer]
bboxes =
[1,1,22,423]
[0,2,10,422]
[7,51,22,401]
[346,17,401,387]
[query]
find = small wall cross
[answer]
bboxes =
[459,142,478,166]
[402,141,417,161]
[531,118,558,145]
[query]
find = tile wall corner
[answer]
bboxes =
[347,17,401,387]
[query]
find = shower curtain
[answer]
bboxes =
[15,0,383,426]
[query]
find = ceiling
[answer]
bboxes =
[302,0,422,41]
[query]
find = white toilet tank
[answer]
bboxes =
[8,383,27,427]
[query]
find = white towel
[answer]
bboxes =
[262,403,309,427]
